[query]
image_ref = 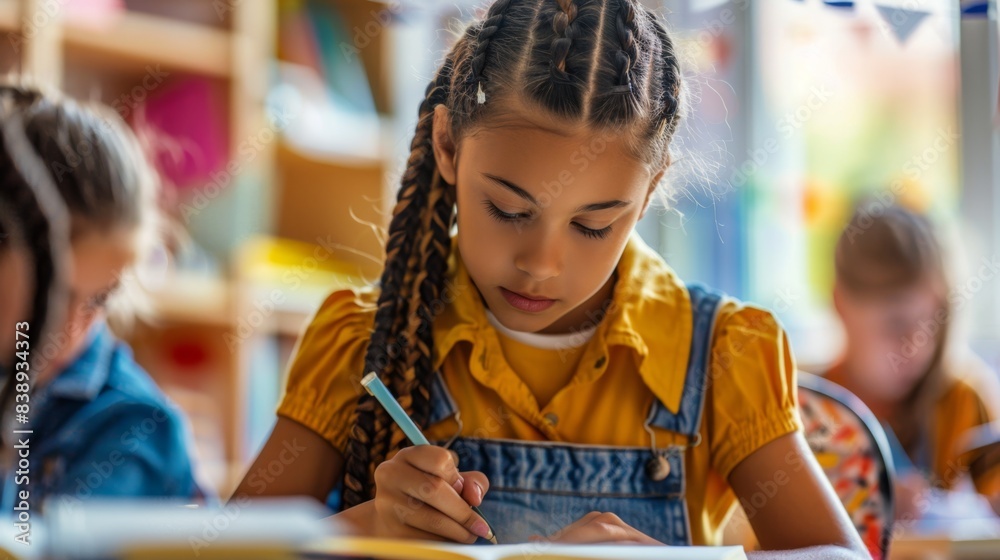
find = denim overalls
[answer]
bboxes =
[426,284,724,545]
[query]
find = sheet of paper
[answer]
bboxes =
[304,537,747,560]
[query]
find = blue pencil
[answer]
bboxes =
[361,372,498,544]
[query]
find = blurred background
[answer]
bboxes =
[0,0,994,506]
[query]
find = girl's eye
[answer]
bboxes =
[484,201,613,240]
[574,223,613,240]
[484,201,529,223]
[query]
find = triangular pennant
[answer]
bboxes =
[961,1,989,18]
[875,5,931,44]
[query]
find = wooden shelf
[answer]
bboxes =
[63,11,232,77]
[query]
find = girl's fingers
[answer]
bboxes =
[386,486,478,544]
[548,511,603,540]
[546,512,661,545]
[396,446,465,493]
[390,513,470,543]
[401,469,493,540]
[458,471,490,506]
[404,507,481,543]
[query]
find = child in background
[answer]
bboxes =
[827,202,1000,520]
[0,83,204,509]
[237,1,867,557]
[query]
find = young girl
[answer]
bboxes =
[828,202,1000,520]
[238,1,866,556]
[0,84,204,509]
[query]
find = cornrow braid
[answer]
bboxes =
[341,52,457,510]
[468,0,516,104]
[648,14,682,138]
[550,0,580,83]
[0,93,69,447]
[611,0,637,94]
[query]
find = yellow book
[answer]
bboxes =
[301,537,747,560]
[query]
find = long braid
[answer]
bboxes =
[341,54,457,509]
[0,95,69,446]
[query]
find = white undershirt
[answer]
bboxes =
[484,309,598,350]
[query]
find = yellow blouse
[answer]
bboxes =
[277,231,802,545]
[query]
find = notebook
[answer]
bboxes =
[301,537,747,560]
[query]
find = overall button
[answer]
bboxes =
[594,355,607,368]
[646,454,671,481]
[543,413,559,426]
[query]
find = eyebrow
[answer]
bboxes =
[483,173,632,213]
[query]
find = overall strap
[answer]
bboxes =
[646,283,726,439]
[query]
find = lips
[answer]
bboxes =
[500,287,556,313]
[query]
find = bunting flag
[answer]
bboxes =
[874,5,931,44]
[960,1,990,17]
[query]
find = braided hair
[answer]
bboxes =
[341,0,685,509]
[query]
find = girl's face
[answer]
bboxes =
[43,226,137,378]
[434,105,661,335]
[835,281,944,402]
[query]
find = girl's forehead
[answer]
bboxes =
[461,125,652,200]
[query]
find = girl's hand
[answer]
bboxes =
[530,512,663,545]
[369,445,494,543]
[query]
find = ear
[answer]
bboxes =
[638,168,666,221]
[432,104,458,185]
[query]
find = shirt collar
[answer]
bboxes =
[432,231,693,414]
[44,322,114,401]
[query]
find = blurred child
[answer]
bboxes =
[828,202,1000,520]
[0,83,204,510]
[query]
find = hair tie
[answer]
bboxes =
[477,81,486,105]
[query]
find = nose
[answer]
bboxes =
[514,229,562,282]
